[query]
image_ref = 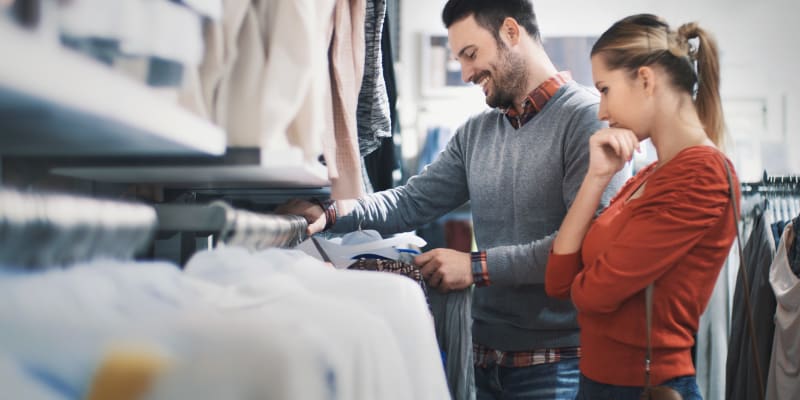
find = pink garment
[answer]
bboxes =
[328,0,366,199]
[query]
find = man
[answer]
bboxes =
[283,0,628,398]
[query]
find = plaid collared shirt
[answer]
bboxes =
[504,71,572,129]
[473,343,581,368]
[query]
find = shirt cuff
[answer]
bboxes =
[471,251,491,287]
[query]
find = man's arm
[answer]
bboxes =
[279,128,473,237]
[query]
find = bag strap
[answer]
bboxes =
[644,283,654,389]
[721,157,766,400]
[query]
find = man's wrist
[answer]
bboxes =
[471,251,491,287]
[311,198,337,231]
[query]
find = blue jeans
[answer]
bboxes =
[576,374,702,400]
[475,358,579,400]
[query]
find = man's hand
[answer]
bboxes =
[414,248,473,293]
[274,199,327,236]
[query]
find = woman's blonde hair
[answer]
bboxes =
[591,14,725,147]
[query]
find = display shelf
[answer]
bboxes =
[0,19,226,156]
[50,147,331,189]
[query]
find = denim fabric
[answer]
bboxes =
[475,358,579,399]
[576,374,701,400]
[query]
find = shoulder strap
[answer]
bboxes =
[644,283,654,389]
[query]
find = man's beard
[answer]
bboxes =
[485,46,528,109]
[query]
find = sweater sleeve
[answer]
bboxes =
[483,103,628,286]
[570,154,731,314]
[332,128,471,234]
[545,249,583,299]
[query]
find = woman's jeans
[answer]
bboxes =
[576,373,702,400]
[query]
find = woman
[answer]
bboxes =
[544,14,739,400]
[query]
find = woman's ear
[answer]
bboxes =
[637,66,656,96]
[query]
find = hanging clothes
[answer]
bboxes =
[428,287,475,400]
[364,1,401,192]
[347,258,424,289]
[766,221,800,400]
[356,0,391,157]
[186,247,451,400]
[328,0,367,199]
[726,206,778,400]
[791,215,800,277]
[696,248,735,400]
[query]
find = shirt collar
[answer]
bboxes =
[504,71,572,129]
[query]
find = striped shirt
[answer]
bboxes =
[473,343,581,368]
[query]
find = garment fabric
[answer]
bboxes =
[363,2,400,191]
[184,250,411,400]
[329,0,367,199]
[695,246,736,400]
[0,357,64,400]
[726,207,777,400]
[575,374,701,400]
[184,0,370,195]
[546,146,739,386]
[347,258,424,287]
[504,71,572,129]
[187,248,451,400]
[474,358,579,400]
[0,260,336,400]
[428,287,475,400]
[791,215,800,276]
[356,0,391,157]
[766,222,800,400]
[473,344,581,369]
[333,79,628,352]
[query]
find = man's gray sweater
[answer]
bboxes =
[334,81,628,351]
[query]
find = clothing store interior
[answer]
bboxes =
[0,0,797,399]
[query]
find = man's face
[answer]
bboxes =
[448,15,528,109]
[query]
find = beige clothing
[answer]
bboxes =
[179,0,366,197]
[767,222,800,400]
[328,0,366,199]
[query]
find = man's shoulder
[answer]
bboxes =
[550,81,600,111]
[459,108,505,132]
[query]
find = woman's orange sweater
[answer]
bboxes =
[545,146,739,386]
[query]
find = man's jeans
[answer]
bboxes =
[576,374,702,400]
[475,358,580,399]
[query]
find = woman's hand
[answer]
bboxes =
[588,127,640,180]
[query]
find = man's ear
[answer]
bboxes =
[501,17,521,45]
[637,66,656,95]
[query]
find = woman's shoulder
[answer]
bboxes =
[658,145,730,183]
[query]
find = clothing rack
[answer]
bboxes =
[740,171,800,196]
[154,202,308,254]
[0,188,157,268]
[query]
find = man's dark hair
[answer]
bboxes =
[442,0,540,42]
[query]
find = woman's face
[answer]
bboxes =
[591,55,650,139]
